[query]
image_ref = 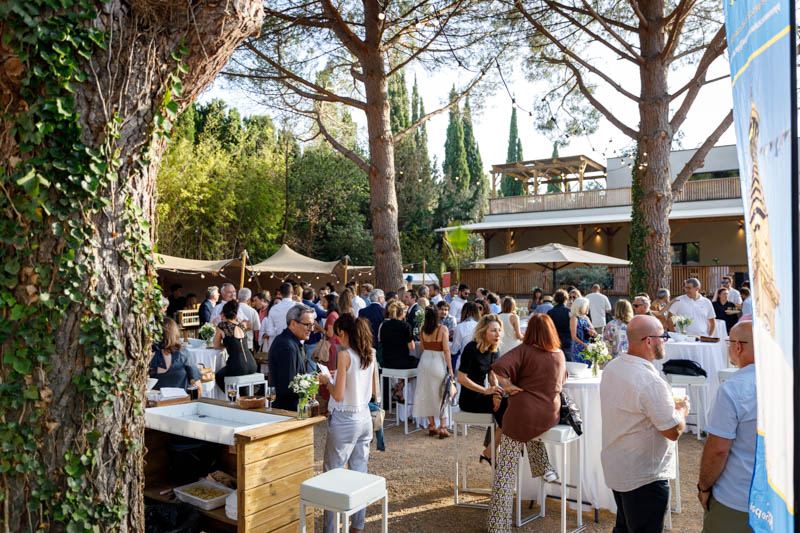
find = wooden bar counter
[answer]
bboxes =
[144,398,325,533]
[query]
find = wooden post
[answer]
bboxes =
[343,255,350,287]
[491,172,497,198]
[239,249,247,289]
[422,259,426,287]
[578,161,587,191]
[577,226,584,249]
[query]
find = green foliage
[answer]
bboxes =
[156,103,284,261]
[628,148,650,297]
[0,1,176,529]
[462,98,487,216]
[501,107,525,196]
[442,86,470,193]
[287,144,373,265]
[555,266,613,294]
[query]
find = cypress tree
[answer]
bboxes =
[462,97,487,217]
[501,107,525,196]
[442,86,470,193]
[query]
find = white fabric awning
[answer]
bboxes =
[249,244,341,274]
[155,254,240,273]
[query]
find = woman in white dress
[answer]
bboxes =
[412,306,454,438]
[498,297,523,357]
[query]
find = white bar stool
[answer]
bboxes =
[718,367,737,383]
[299,468,388,533]
[665,373,708,440]
[453,409,495,508]
[519,424,585,532]
[223,373,267,396]
[381,367,419,434]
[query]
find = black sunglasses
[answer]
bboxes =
[641,333,670,341]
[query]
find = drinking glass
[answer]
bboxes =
[227,383,238,405]
[266,387,276,410]
[672,387,687,402]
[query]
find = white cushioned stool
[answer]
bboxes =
[299,468,388,533]
[718,367,737,383]
[665,373,708,440]
[453,409,495,508]
[519,424,584,532]
[223,373,267,397]
[381,367,419,434]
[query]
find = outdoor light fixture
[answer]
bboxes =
[200,274,205,279]
[378,8,385,20]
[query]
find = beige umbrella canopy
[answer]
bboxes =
[475,243,630,288]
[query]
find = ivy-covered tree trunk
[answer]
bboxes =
[637,0,673,298]
[628,149,650,297]
[0,1,261,531]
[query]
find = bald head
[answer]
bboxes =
[728,320,754,367]
[627,315,666,361]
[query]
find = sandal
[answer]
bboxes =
[428,425,438,436]
[479,454,492,466]
[438,428,451,439]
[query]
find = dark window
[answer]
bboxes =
[689,169,739,181]
[672,242,700,265]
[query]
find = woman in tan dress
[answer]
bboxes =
[487,314,567,533]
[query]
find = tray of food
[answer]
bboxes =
[173,480,234,510]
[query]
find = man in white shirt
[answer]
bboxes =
[211,283,252,333]
[449,283,470,323]
[668,277,716,336]
[237,288,260,351]
[585,284,612,329]
[347,281,366,314]
[600,315,690,532]
[429,283,443,305]
[711,276,742,308]
[263,283,298,349]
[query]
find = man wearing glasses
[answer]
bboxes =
[697,321,756,531]
[600,315,690,532]
[712,276,743,309]
[668,277,716,337]
[268,304,314,411]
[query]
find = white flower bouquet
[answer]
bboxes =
[671,314,693,334]
[198,323,216,344]
[289,372,319,418]
[579,338,612,376]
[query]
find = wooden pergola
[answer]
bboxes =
[490,155,606,196]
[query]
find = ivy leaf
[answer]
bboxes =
[164,100,178,120]
[13,356,32,375]
[23,386,39,400]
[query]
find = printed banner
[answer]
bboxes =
[724,0,796,530]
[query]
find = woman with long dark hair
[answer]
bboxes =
[412,306,454,438]
[149,318,203,393]
[213,300,257,391]
[317,314,377,533]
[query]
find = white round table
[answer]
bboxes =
[654,340,729,429]
[185,346,227,399]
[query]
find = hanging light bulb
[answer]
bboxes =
[377,7,385,20]
[200,273,205,279]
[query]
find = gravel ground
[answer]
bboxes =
[311,422,704,532]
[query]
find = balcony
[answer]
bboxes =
[487,177,742,215]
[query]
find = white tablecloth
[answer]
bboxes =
[655,340,729,430]
[185,347,227,399]
[519,376,617,513]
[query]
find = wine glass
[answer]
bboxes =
[227,383,238,405]
[266,387,276,410]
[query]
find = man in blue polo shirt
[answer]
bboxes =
[697,320,756,532]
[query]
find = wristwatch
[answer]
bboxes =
[697,483,712,494]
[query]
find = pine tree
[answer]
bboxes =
[462,97,487,217]
[501,107,525,196]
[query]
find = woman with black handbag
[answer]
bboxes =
[487,314,567,533]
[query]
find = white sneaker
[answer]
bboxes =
[544,470,558,483]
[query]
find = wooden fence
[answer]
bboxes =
[458,264,749,297]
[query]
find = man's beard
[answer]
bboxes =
[654,343,666,360]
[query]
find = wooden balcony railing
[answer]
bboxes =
[488,177,742,215]
[459,265,748,297]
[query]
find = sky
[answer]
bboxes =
[200,45,735,180]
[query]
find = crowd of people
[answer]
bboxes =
[150,273,756,533]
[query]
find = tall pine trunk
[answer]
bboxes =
[638,0,673,297]
[0,1,261,530]
[363,14,403,291]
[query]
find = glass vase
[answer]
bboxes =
[297,396,309,420]
[591,362,599,377]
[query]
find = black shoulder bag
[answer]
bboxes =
[559,390,583,436]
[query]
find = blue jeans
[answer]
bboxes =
[304,342,318,372]
[369,402,386,451]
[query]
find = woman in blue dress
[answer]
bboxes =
[569,297,597,365]
[149,317,203,392]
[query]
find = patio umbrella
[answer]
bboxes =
[474,243,630,288]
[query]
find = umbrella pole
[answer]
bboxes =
[552,265,557,293]
[239,249,247,290]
